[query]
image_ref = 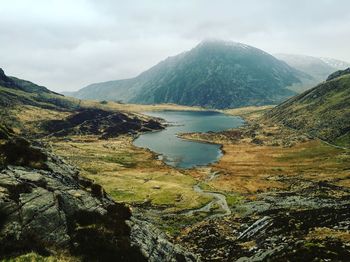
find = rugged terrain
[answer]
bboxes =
[172,70,350,261]
[0,70,198,261]
[69,40,302,109]
[178,106,350,261]
[0,134,198,261]
[1,67,350,261]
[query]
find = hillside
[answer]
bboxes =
[266,68,350,147]
[275,54,350,92]
[0,68,79,111]
[70,40,302,109]
[0,68,163,139]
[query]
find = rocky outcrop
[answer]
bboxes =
[180,180,350,261]
[233,203,350,262]
[0,68,13,87]
[0,124,12,140]
[0,138,196,261]
[130,218,198,262]
[326,67,350,81]
[0,138,142,261]
[42,108,164,139]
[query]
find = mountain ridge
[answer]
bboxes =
[275,54,350,93]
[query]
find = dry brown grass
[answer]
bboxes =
[10,105,71,134]
[195,140,350,194]
[77,100,207,113]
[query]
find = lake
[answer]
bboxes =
[133,110,244,168]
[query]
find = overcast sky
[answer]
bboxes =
[1,0,349,92]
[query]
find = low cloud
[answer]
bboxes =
[1,0,349,91]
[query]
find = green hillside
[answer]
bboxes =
[266,68,350,146]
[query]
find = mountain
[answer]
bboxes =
[319,57,350,70]
[275,54,350,92]
[266,68,350,147]
[70,40,303,109]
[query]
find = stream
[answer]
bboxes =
[181,171,231,218]
[134,110,242,218]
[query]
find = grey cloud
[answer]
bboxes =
[0,0,349,91]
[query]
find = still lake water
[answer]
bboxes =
[133,111,244,168]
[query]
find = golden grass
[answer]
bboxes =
[50,135,212,212]
[204,140,350,194]
[76,99,207,113]
[10,105,71,134]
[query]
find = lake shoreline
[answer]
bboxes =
[133,110,244,168]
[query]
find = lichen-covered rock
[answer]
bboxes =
[0,164,142,261]
[0,137,197,261]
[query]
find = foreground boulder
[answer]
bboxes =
[0,138,197,261]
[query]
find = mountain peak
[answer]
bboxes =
[197,39,252,50]
[71,41,300,109]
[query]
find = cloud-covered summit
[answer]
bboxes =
[1,0,349,91]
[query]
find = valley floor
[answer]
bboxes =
[3,102,350,261]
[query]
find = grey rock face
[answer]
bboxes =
[130,218,199,262]
[0,163,140,261]
[0,138,197,261]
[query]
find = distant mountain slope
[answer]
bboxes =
[275,54,350,92]
[0,68,78,111]
[320,57,350,70]
[70,40,302,109]
[266,68,350,147]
